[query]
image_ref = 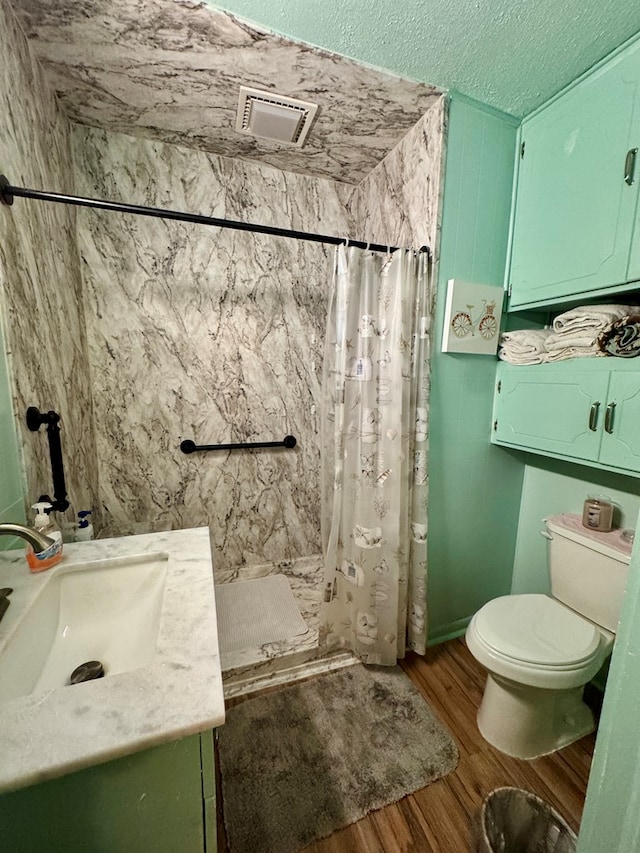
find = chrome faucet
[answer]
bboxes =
[0,523,54,553]
[0,524,54,626]
[0,525,54,625]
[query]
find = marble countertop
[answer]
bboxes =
[0,527,224,793]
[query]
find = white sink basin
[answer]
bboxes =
[0,552,168,702]
[0,528,222,795]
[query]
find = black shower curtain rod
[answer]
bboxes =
[0,174,430,257]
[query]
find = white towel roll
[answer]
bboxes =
[498,328,549,365]
[552,304,637,334]
[546,347,603,362]
[500,328,549,353]
[545,332,600,351]
[498,349,548,365]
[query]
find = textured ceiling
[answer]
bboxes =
[8,0,441,185]
[212,0,640,118]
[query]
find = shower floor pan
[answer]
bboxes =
[216,574,309,658]
[215,559,357,698]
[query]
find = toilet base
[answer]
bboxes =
[477,672,595,760]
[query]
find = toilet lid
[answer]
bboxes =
[474,594,601,667]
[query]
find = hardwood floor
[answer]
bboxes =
[217,637,596,852]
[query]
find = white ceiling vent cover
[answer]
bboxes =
[236,86,318,147]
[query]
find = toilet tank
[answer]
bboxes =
[546,514,632,633]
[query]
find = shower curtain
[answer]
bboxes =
[319,244,432,666]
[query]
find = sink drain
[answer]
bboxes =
[69,660,105,685]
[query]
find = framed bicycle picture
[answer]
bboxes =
[441,278,505,354]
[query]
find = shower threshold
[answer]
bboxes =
[216,554,356,699]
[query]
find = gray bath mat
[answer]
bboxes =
[218,664,459,852]
[215,575,308,656]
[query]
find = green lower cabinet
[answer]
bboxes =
[492,361,640,476]
[599,372,640,470]
[0,732,217,853]
[492,364,608,460]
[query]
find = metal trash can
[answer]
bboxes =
[472,787,577,853]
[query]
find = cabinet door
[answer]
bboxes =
[493,367,609,460]
[599,372,640,472]
[509,44,640,308]
[625,91,640,281]
[0,735,207,852]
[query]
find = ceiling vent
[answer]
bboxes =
[236,86,318,147]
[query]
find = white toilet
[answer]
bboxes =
[466,514,631,759]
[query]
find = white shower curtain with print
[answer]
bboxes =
[320,244,431,666]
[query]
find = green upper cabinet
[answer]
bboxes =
[508,39,640,310]
[627,169,640,281]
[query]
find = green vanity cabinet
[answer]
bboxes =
[508,38,640,309]
[492,361,640,475]
[0,731,218,853]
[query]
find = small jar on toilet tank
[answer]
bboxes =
[582,494,613,532]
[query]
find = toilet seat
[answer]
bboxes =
[474,594,601,668]
[466,594,607,690]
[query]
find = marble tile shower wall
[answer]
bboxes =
[0,0,445,575]
[0,3,99,524]
[349,100,446,252]
[72,125,353,570]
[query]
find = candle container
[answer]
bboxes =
[582,494,613,532]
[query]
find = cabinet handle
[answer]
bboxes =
[605,402,616,434]
[588,401,600,431]
[625,148,638,186]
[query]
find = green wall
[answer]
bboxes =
[512,458,640,594]
[0,318,26,546]
[427,94,524,642]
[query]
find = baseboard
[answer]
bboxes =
[427,615,471,647]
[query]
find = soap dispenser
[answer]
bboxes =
[26,501,63,572]
[75,510,94,541]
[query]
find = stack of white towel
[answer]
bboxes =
[498,329,550,365]
[499,304,640,365]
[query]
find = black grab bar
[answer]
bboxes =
[180,435,297,454]
[26,407,70,513]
